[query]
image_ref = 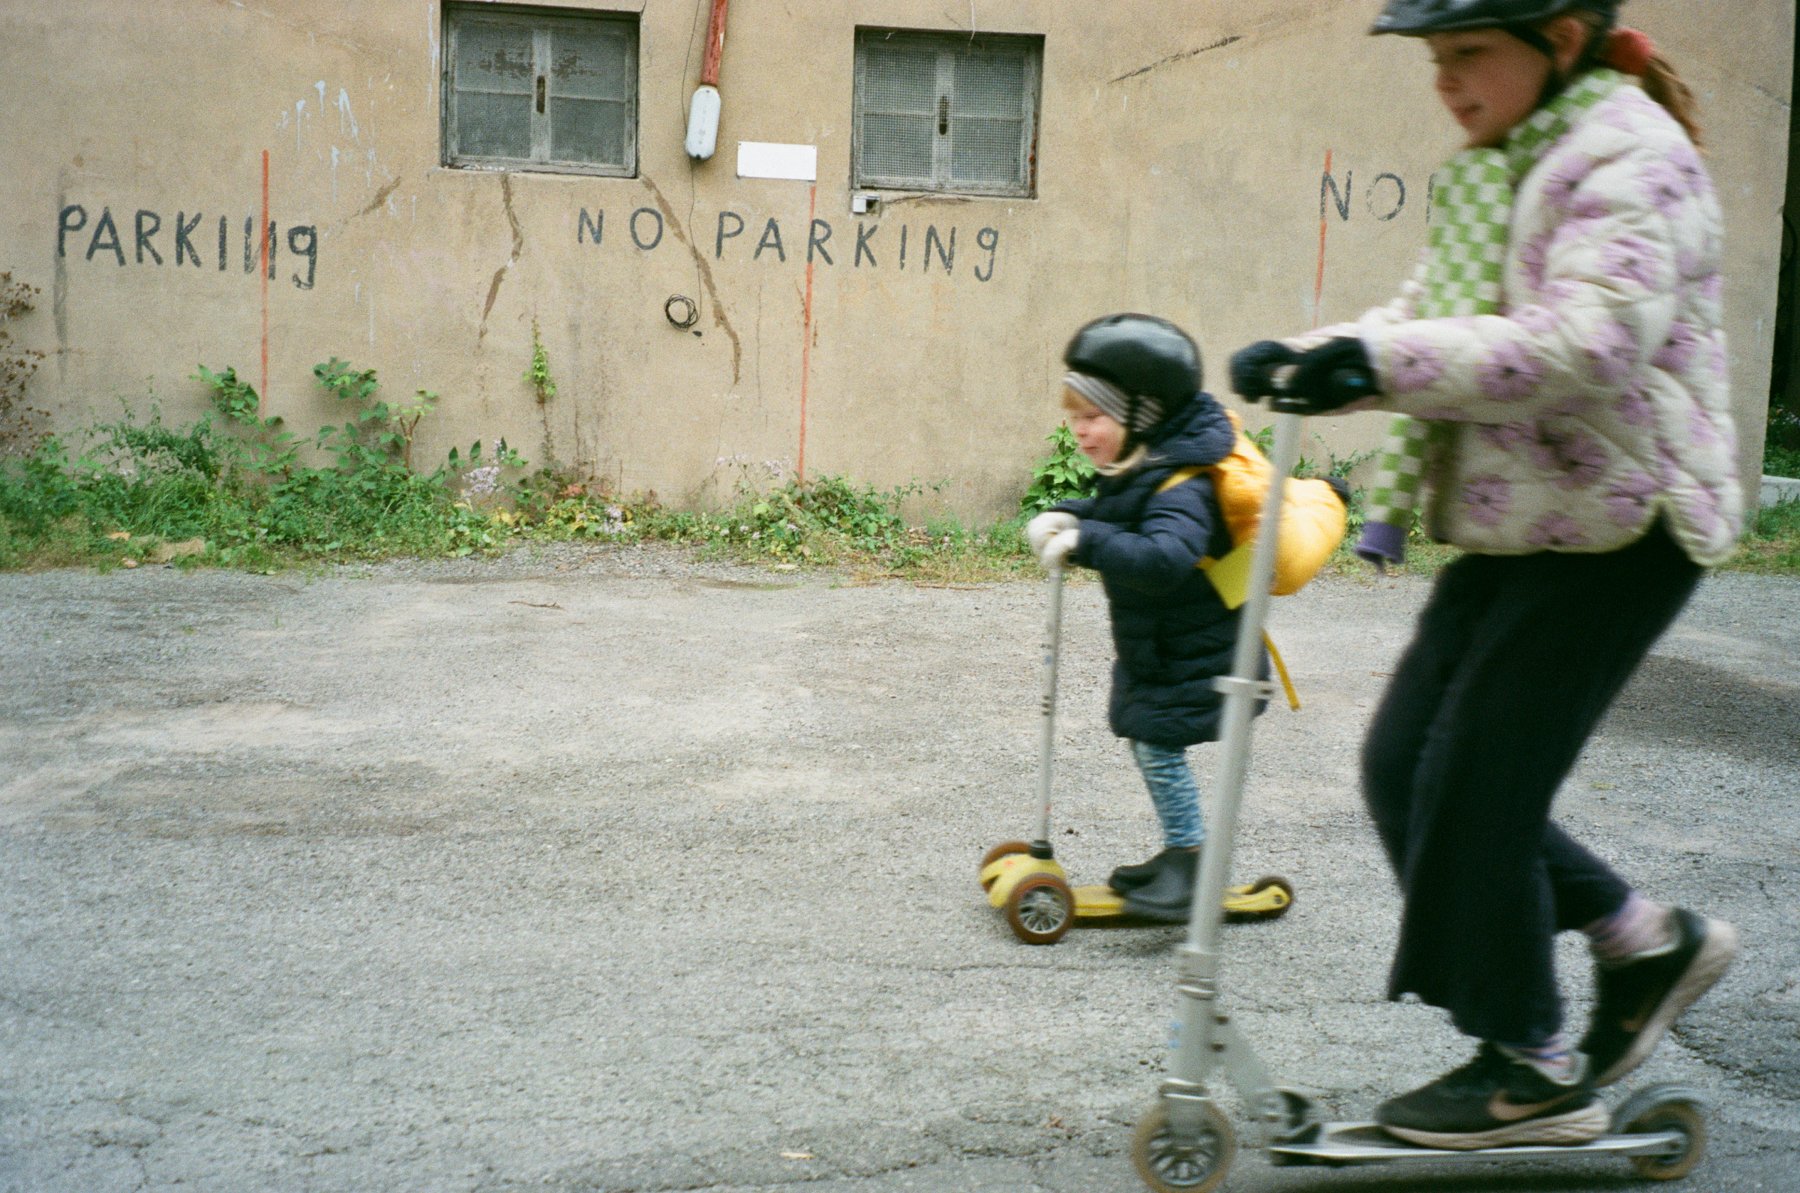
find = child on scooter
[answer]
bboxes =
[1230,0,1739,1152]
[1026,313,1265,924]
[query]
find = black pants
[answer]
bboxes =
[1361,523,1702,1045]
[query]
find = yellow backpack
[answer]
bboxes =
[1157,410,1348,708]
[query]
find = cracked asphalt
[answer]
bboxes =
[2,543,1796,1192]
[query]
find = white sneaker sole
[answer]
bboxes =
[1383,1100,1611,1151]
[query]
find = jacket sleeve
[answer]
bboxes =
[1051,496,1098,519]
[1074,481,1214,590]
[1355,133,1681,424]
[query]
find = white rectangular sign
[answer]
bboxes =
[736,141,818,182]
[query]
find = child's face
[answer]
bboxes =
[1065,394,1126,468]
[1425,29,1555,148]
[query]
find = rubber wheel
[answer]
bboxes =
[1245,875,1294,901]
[979,839,1032,888]
[1004,872,1073,945]
[1132,1099,1236,1193]
[1224,875,1295,922]
[1622,1097,1706,1181]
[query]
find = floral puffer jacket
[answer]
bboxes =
[1293,80,1741,565]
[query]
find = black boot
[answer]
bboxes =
[1108,847,1181,893]
[1123,846,1201,923]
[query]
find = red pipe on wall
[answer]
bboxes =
[701,0,729,87]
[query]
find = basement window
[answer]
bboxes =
[852,28,1042,198]
[443,4,638,176]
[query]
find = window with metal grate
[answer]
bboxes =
[853,29,1041,198]
[444,4,638,177]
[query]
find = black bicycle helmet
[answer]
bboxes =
[1063,313,1202,409]
[1371,0,1619,35]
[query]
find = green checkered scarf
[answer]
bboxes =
[1357,70,1626,564]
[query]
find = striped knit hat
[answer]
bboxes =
[1062,370,1163,435]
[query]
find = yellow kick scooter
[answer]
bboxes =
[978,557,1293,946]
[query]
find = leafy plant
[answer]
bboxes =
[1765,402,1800,478]
[1020,423,1096,516]
[524,321,557,404]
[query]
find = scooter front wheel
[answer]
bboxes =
[1132,1099,1235,1193]
[1617,1090,1706,1181]
[1004,872,1073,945]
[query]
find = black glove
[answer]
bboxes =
[1228,340,1298,402]
[1283,338,1380,414]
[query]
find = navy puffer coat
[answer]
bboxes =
[1054,395,1267,747]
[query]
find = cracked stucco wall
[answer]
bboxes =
[1,0,1792,517]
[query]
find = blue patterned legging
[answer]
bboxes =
[1130,740,1205,850]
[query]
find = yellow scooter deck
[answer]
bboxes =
[979,846,1292,929]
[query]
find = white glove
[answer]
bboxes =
[1026,511,1078,557]
[1040,527,1080,569]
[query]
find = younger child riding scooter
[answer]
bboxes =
[1026,314,1269,923]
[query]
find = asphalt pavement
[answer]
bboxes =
[2,544,1795,1192]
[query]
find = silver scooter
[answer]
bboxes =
[1128,400,1708,1191]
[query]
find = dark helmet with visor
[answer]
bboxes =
[1063,314,1202,441]
[1371,0,1619,35]
[1372,1,1621,88]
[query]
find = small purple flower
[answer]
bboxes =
[1586,320,1640,385]
[1569,191,1612,221]
[1461,474,1513,527]
[1640,160,1688,217]
[1653,322,1700,373]
[1541,153,1595,212]
[1669,142,1708,198]
[1541,279,1583,305]
[1605,472,1659,526]
[1479,340,1546,401]
[1686,405,1720,447]
[1478,423,1531,450]
[1615,383,1654,427]
[1596,101,1641,132]
[1526,512,1591,548]
[1517,232,1552,293]
[1387,339,1448,393]
[1601,235,1666,291]
[1513,304,1560,335]
[1699,273,1724,305]
[1527,423,1607,489]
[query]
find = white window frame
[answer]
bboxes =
[442,3,638,177]
[851,28,1042,199]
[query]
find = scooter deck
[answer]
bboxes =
[980,851,1292,920]
[1268,1122,1685,1167]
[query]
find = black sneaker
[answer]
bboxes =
[1581,907,1738,1087]
[1375,1043,1608,1150]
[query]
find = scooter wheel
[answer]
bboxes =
[979,839,1032,888]
[1246,875,1294,900]
[1131,1099,1235,1193]
[1004,872,1073,945]
[1618,1093,1706,1181]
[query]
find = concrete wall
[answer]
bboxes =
[2,1,1792,520]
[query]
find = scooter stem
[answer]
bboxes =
[1033,563,1065,855]
[1170,412,1302,1076]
